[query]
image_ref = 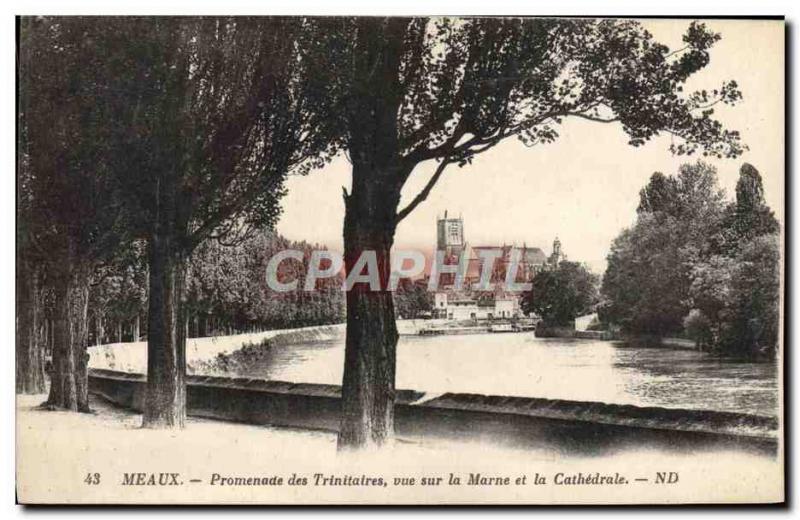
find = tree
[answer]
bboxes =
[522,262,598,327]
[18,17,333,422]
[723,234,780,358]
[637,171,679,214]
[683,309,714,351]
[307,18,744,448]
[685,235,780,358]
[16,150,46,393]
[89,241,148,344]
[18,18,132,409]
[684,165,780,358]
[601,162,727,335]
[686,254,735,349]
[393,279,432,319]
[723,163,779,247]
[604,162,781,358]
[103,18,336,427]
[184,231,345,335]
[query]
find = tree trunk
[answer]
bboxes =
[142,231,187,429]
[40,318,48,359]
[197,313,205,338]
[95,314,104,346]
[45,262,91,412]
[132,314,141,342]
[337,166,401,450]
[16,260,46,394]
[334,17,411,450]
[48,318,54,357]
[116,321,123,343]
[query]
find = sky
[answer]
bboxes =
[276,19,784,274]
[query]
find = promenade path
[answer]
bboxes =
[16,393,781,504]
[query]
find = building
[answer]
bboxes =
[493,297,519,319]
[431,211,566,321]
[433,292,521,320]
[434,209,562,290]
[467,244,548,286]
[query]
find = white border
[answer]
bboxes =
[3,1,796,518]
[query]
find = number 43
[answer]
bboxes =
[84,473,101,485]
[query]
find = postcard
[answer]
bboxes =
[15,16,784,505]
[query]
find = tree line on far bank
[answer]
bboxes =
[600,162,780,360]
[18,227,346,390]
[17,16,747,450]
[521,261,599,329]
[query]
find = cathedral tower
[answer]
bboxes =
[436,210,465,257]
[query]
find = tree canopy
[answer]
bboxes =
[307,18,744,220]
[300,17,748,449]
[601,162,780,359]
[523,261,599,327]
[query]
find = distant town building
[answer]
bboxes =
[431,210,566,321]
[433,292,521,320]
[468,244,548,285]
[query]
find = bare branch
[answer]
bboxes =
[404,117,468,164]
[396,158,452,223]
[566,112,620,124]
[665,45,691,58]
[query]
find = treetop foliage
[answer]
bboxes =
[522,261,599,327]
[21,17,339,252]
[307,18,744,178]
[601,161,780,358]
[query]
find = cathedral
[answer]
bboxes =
[431,211,565,320]
[435,210,564,289]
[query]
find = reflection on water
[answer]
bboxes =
[223,333,778,417]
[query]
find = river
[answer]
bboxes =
[216,332,779,418]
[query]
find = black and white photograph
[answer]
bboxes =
[13,12,785,505]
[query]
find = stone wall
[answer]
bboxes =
[89,369,777,457]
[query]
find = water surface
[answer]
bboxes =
[218,333,778,417]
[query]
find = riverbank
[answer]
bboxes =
[87,324,347,374]
[535,325,617,340]
[534,325,699,348]
[16,392,782,505]
[88,320,450,374]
